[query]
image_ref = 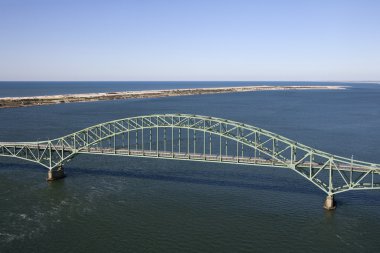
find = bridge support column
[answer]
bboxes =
[323,195,336,210]
[47,166,65,181]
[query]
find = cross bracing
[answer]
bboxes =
[1,114,380,196]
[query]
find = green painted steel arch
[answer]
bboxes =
[1,113,380,195]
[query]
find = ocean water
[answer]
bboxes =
[0,81,380,252]
[0,81,358,97]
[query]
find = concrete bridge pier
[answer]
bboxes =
[47,166,65,181]
[323,195,336,210]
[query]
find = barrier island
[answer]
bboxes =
[0,85,346,108]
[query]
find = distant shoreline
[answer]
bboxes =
[0,85,346,109]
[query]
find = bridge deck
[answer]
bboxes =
[1,113,380,199]
[77,147,379,174]
[1,143,378,174]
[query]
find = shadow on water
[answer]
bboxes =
[3,162,380,208]
[0,163,380,211]
[0,161,322,196]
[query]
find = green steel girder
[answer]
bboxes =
[1,113,380,195]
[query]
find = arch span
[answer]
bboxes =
[1,113,380,198]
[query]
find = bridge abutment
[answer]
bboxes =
[323,195,336,210]
[47,166,65,181]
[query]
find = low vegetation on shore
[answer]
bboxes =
[0,85,346,109]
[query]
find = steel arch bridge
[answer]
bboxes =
[1,114,380,209]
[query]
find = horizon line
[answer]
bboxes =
[0,80,379,83]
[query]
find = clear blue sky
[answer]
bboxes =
[0,0,379,81]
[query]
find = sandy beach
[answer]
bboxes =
[0,85,346,109]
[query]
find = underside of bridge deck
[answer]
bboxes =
[1,114,380,210]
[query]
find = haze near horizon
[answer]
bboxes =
[0,0,379,81]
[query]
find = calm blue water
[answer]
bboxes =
[0,81,365,97]
[1,82,380,252]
